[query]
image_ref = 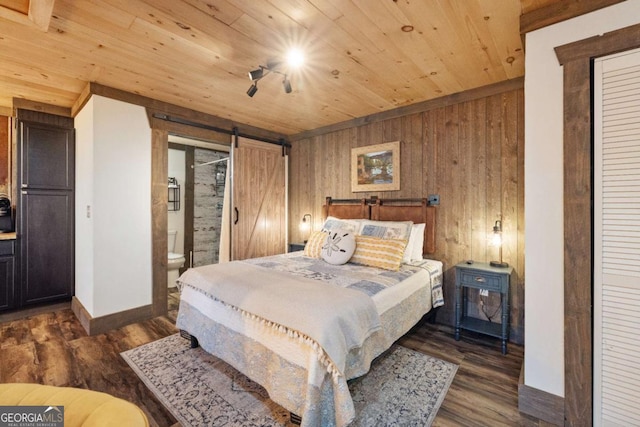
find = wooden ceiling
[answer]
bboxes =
[0,0,590,136]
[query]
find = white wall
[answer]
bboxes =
[524,1,640,397]
[75,95,152,317]
[74,98,95,312]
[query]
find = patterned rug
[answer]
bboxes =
[121,334,457,426]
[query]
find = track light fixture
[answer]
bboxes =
[246,63,293,97]
[248,67,264,81]
[283,76,292,93]
[246,82,258,97]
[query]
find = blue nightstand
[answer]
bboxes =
[454,261,513,354]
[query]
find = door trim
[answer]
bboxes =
[555,22,640,426]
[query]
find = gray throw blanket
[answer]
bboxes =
[177,261,382,376]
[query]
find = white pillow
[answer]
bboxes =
[402,223,425,263]
[321,230,356,265]
[321,216,362,234]
[410,223,426,261]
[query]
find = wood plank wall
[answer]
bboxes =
[289,81,525,343]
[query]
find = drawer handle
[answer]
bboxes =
[474,276,486,283]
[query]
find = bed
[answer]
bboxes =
[175,197,442,427]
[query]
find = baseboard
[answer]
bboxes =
[0,301,70,323]
[518,363,564,425]
[71,297,154,336]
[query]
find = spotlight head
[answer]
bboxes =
[248,68,263,81]
[246,83,258,97]
[283,77,292,94]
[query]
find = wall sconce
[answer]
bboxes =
[168,177,180,212]
[489,219,509,268]
[300,213,312,242]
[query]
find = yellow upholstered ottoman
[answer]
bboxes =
[0,383,149,427]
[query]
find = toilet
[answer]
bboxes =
[167,229,185,287]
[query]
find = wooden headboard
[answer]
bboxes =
[322,197,436,255]
[323,197,369,219]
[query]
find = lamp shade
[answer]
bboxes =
[489,219,508,268]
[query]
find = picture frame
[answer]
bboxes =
[351,141,400,192]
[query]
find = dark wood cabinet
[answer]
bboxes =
[19,190,74,305]
[16,111,75,308]
[0,240,16,311]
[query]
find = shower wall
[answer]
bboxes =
[193,148,227,266]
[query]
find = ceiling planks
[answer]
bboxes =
[0,0,593,135]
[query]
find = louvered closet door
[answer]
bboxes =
[594,48,640,427]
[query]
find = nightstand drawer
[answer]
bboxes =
[457,269,503,292]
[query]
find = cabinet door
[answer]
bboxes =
[0,255,15,311]
[232,137,287,260]
[19,190,74,305]
[20,121,74,191]
[18,117,74,306]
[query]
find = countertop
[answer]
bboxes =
[0,232,16,240]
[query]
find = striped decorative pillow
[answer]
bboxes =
[350,235,408,271]
[303,230,329,258]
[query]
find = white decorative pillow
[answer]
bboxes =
[321,230,356,265]
[304,230,329,258]
[321,216,362,234]
[403,224,417,263]
[350,235,408,271]
[410,223,426,262]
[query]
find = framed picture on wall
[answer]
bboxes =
[351,141,400,192]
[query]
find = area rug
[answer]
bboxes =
[121,334,457,426]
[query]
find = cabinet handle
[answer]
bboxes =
[234,207,239,225]
[474,276,486,283]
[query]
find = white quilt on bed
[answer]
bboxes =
[176,254,443,427]
[177,262,383,378]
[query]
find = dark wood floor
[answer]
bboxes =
[0,289,548,426]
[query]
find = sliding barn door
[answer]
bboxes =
[232,137,287,260]
[593,48,640,426]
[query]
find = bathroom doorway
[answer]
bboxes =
[167,135,230,288]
